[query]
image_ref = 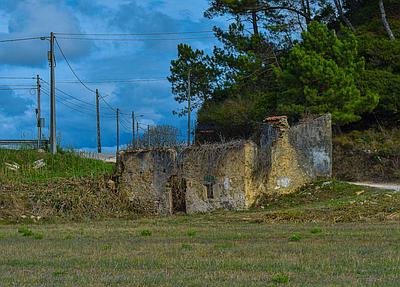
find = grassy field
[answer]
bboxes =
[0,216,399,286]
[1,150,399,286]
[0,149,114,183]
[1,180,399,286]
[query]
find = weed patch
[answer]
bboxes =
[271,274,289,284]
[311,228,323,234]
[18,227,33,237]
[289,234,302,242]
[140,230,152,237]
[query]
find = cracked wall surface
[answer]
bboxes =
[117,115,332,214]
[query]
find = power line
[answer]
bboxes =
[56,78,168,84]
[0,88,35,91]
[0,36,46,43]
[0,84,36,87]
[41,79,98,109]
[0,76,35,80]
[54,37,96,94]
[55,36,216,42]
[54,30,215,36]
[42,89,115,118]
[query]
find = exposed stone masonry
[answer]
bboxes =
[117,115,332,214]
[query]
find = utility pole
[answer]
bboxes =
[116,108,120,154]
[36,75,41,149]
[132,111,135,148]
[96,89,101,153]
[136,121,139,148]
[187,69,191,146]
[49,32,57,154]
[147,125,150,148]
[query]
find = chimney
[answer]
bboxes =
[264,116,290,136]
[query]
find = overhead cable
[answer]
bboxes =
[55,36,215,41]
[0,36,46,43]
[54,37,97,94]
[54,30,215,36]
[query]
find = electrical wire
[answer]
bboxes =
[41,79,99,110]
[0,84,36,87]
[0,76,36,80]
[54,31,215,36]
[42,89,115,118]
[56,36,215,42]
[54,37,97,94]
[56,78,168,84]
[0,88,35,91]
[0,36,46,43]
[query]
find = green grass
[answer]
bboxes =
[0,180,399,285]
[0,149,114,183]
[0,217,399,286]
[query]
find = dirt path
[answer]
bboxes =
[349,182,400,192]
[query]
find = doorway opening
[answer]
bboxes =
[168,175,187,213]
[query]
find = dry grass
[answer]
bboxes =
[0,177,137,223]
[0,217,399,286]
[333,129,400,182]
[1,176,399,286]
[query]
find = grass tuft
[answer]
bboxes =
[311,228,323,234]
[289,234,302,242]
[271,274,289,284]
[18,227,34,237]
[186,230,197,237]
[140,230,152,237]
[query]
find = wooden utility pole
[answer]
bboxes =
[147,125,150,148]
[136,121,139,148]
[116,108,120,154]
[96,89,101,153]
[187,69,191,146]
[132,111,135,148]
[49,32,57,154]
[36,75,41,149]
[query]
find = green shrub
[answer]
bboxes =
[18,227,34,237]
[289,234,302,242]
[271,274,289,284]
[140,230,152,237]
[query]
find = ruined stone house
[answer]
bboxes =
[117,115,332,214]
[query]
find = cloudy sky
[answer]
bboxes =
[0,0,223,152]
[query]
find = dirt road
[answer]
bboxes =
[350,182,400,192]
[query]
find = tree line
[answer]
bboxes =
[168,0,399,140]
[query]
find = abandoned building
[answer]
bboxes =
[117,114,332,214]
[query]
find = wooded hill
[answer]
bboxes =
[168,0,399,141]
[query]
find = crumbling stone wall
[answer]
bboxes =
[181,141,256,213]
[117,149,176,215]
[289,114,332,178]
[116,115,332,214]
[253,115,332,199]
